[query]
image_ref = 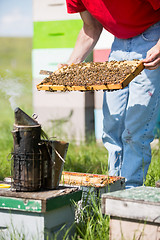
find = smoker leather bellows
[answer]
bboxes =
[40,140,69,189]
[11,108,69,192]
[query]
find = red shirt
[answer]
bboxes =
[66,0,160,39]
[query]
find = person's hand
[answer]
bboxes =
[57,63,69,69]
[143,40,160,70]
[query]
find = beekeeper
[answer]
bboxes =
[64,0,160,188]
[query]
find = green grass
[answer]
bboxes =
[0,37,160,240]
[0,37,32,72]
[72,194,110,240]
[64,140,108,174]
[145,145,160,187]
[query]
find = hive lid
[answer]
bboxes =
[37,60,144,92]
[101,186,160,223]
[0,186,82,213]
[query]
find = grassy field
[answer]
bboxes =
[0,37,160,239]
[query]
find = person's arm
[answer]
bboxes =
[58,10,103,68]
[143,38,160,70]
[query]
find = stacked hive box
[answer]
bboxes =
[32,0,94,142]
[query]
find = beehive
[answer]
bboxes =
[102,186,160,240]
[0,186,82,240]
[37,60,144,91]
[60,171,125,204]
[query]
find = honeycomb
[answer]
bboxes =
[37,60,144,91]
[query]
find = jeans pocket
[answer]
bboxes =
[141,21,160,42]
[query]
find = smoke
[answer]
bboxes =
[0,70,23,110]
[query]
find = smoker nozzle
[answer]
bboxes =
[14,107,39,126]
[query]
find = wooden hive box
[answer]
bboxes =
[102,186,160,240]
[0,186,82,240]
[60,171,125,204]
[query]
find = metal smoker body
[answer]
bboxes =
[11,108,69,191]
[12,108,42,191]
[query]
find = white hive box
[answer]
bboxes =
[102,186,160,240]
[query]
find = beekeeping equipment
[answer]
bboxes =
[0,186,82,240]
[1,107,81,239]
[12,108,42,191]
[14,107,39,126]
[60,171,125,203]
[102,186,160,240]
[11,107,69,191]
[37,60,144,92]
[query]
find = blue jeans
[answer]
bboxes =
[102,22,160,188]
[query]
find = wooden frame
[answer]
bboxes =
[37,61,144,92]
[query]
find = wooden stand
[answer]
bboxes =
[102,186,160,240]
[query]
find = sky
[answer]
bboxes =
[0,0,32,37]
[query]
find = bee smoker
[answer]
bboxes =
[11,108,42,191]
